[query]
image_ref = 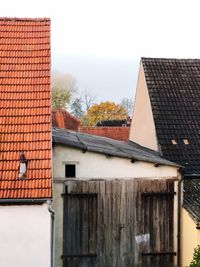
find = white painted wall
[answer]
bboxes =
[0,203,51,267]
[129,62,159,151]
[53,145,179,179]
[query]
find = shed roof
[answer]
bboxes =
[0,17,51,200]
[142,57,200,222]
[53,127,179,167]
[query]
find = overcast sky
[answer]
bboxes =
[1,0,200,102]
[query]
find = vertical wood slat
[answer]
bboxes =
[63,179,176,267]
[140,179,175,267]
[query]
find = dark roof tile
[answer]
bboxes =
[142,57,200,221]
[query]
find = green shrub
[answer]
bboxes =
[187,245,200,267]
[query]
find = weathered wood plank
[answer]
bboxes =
[62,179,176,267]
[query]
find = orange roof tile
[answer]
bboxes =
[0,18,51,199]
[52,109,80,131]
[79,126,130,142]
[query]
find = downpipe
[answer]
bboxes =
[177,174,184,267]
[47,200,55,267]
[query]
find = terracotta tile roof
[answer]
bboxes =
[52,109,80,131]
[0,18,51,199]
[79,126,130,141]
[142,57,200,221]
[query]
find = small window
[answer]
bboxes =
[171,139,177,145]
[183,139,189,145]
[65,164,76,178]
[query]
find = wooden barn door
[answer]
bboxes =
[62,192,98,267]
[137,190,176,267]
[62,179,177,267]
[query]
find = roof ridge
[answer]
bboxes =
[142,57,200,61]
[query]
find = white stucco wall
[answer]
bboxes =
[129,62,159,151]
[0,203,51,267]
[53,145,178,179]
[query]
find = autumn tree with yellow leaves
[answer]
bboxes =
[81,101,128,126]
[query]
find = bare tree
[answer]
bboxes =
[82,89,96,111]
[120,98,133,117]
[70,97,84,119]
[52,71,77,109]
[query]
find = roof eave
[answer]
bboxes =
[53,138,180,168]
[0,198,51,205]
[183,205,200,225]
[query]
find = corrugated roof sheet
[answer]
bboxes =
[53,127,179,167]
[142,57,200,221]
[0,17,51,199]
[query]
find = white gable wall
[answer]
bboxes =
[129,62,159,151]
[53,145,178,180]
[0,203,50,267]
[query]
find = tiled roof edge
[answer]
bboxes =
[0,17,50,22]
[182,205,200,224]
[52,109,81,123]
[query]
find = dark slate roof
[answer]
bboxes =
[183,179,200,223]
[52,127,179,167]
[142,57,200,222]
[96,119,130,127]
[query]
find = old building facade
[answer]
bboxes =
[130,57,200,266]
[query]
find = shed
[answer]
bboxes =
[52,127,180,267]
